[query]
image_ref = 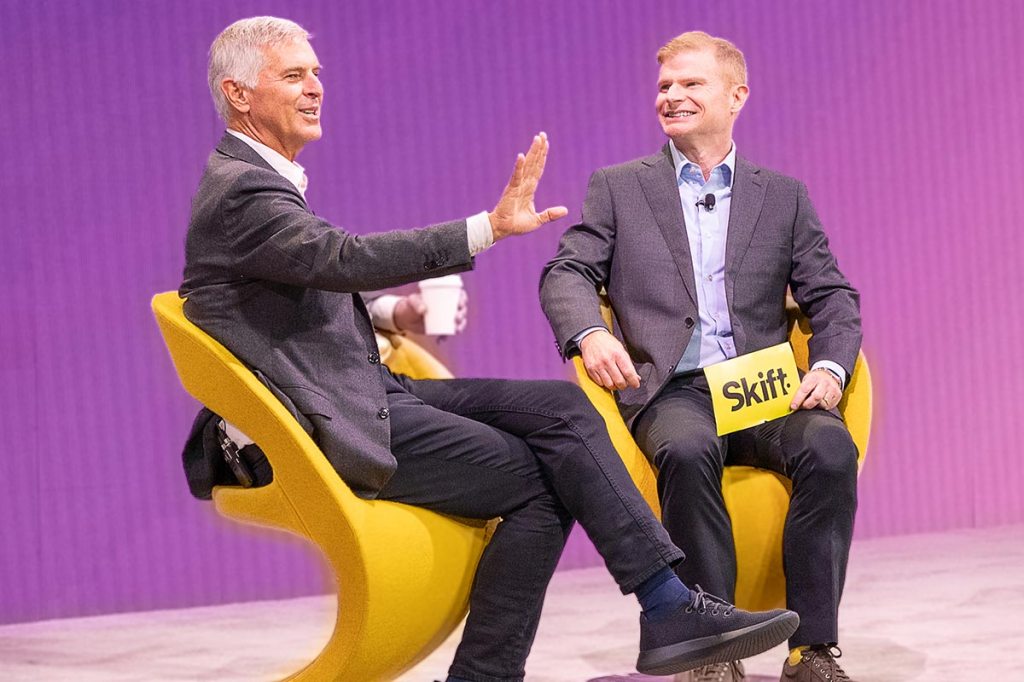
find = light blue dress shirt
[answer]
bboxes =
[670,143,846,387]
[670,142,737,373]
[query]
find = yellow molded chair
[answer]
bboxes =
[573,300,871,611]
[152,292,493,682]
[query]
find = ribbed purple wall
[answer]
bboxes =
[2,0,1022,625]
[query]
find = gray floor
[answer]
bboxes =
[2,524,1022,681]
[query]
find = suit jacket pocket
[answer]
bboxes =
[615,362,655,424]
[280,385,335,419]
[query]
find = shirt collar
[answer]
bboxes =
[669,141,736,189]
[226,129,308,197]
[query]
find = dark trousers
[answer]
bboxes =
[633,374,858,648]
[377,371,684,682]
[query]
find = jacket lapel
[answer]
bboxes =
[216,132,277,172]
[638,144,697,308]
[725,156,766,301]
[215,132,309,209]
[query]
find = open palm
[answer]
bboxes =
[489,132,568,240]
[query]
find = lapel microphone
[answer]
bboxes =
[696,193,716,212]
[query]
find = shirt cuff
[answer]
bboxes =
[222,420,255,447]
[466,211,495,256]
[366,294,402,332]
[567,325,608,354]
[811,360,847,390]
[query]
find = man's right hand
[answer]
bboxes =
[579,330,641,390]
[488,132,568,241]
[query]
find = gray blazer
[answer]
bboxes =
[180,133,473,497]
[539,144,861,429]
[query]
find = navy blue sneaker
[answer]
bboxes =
[637,586,798,676]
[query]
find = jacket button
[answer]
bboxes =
[368,352,380,364]
[377,407,390,419]
[684,317,695,328]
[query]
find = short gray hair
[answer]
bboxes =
[208,16,311,123]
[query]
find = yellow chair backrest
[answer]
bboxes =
[573,299,872,610]
[152,292,492,682]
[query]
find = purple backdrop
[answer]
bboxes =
[2,0,1022,625]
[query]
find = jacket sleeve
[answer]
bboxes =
[539,168,617,357]
[788,181,862,377]
[219,168,473,292]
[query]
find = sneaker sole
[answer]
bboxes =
[636,610,799,676]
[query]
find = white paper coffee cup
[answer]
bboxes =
[418,274,463,335]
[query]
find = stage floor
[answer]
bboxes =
[2,524,1022,681]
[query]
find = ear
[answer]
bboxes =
[730,84,750,115]
[221,79,251,114]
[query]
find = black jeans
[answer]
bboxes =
[377,370,684,682]
[633,373,859,648]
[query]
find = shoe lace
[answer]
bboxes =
[693,660,745,681]
[802,646,850,681]
[684,585,736,617]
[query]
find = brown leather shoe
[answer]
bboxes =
[674,660,745,681]
[781,646,853,681]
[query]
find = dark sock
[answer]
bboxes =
[634,566,691,620]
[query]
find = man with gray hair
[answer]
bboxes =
[541,31,862,682]
[180,17,800,682]
[182,16,808,682]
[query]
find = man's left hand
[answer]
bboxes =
[790,369,843,411]
[488,133,568,241]
[393,291,468,335]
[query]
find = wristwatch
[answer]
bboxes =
[812,366,843,389]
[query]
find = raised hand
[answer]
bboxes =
[488,132,569,241]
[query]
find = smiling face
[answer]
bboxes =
[229,37,323,160]
[656,47,748,153]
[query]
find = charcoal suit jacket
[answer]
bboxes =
[180,133,473,497]
[539,144,861,429]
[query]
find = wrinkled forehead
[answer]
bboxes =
[260,37,319,72]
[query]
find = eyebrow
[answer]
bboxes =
[279,64,322,75]
[659,76,706,85]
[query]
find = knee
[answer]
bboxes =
[547,379,589,405]
[542,380,602,424]
[787,415,859,483]
[653,434,722,479]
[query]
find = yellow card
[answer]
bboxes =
[703,342,800,436]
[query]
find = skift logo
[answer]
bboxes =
[722,367,792,412]
[703,342,801,436]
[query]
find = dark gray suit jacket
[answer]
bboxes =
[539,144,861,429]
[180,133,473,497]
